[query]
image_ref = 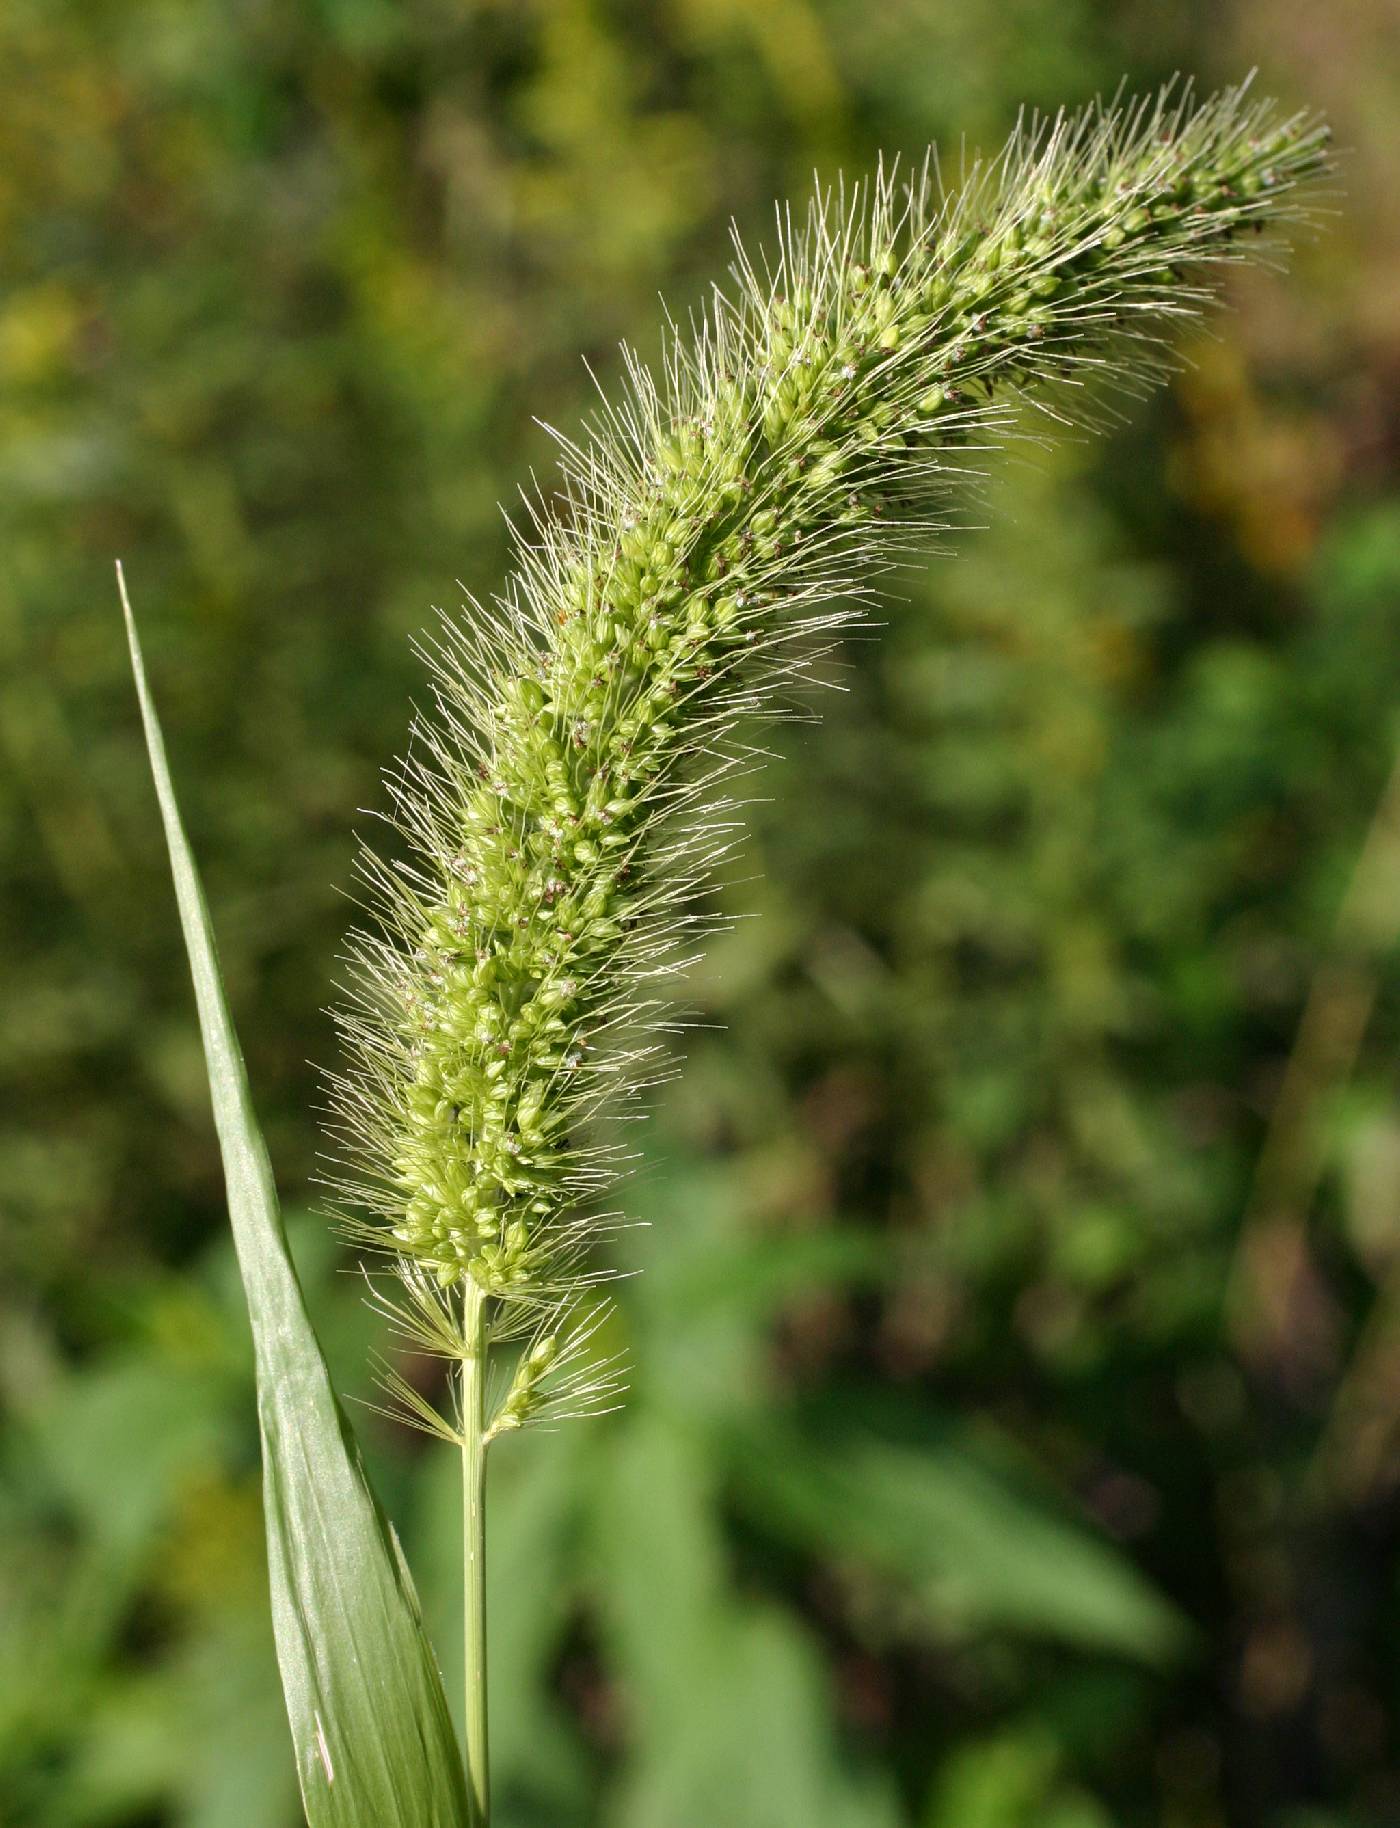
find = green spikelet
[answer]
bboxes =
[328,80,1331,1436]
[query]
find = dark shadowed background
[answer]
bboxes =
[3,2,1399,1824]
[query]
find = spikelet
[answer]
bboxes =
[326,80,1332,1440]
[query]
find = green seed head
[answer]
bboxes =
[328,79,1331,1440]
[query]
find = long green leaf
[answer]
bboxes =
[727,1401,1186,1664]
[119,565,469,1828]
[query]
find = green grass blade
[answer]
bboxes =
[727,1403,1186,1665]
[119,565,469,1828]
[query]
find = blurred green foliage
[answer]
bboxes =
[3,1,1399,1824]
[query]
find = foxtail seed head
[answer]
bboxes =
[327,80,1331,1440]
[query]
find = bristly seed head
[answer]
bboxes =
[326,79,1331,1441]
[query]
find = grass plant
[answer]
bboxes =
[125,78,1331,1825]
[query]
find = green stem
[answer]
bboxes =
[460,1280,489,1826]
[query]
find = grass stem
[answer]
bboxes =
[460,1281,489,1825]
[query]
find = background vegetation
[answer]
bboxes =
[2,2,1398,1824]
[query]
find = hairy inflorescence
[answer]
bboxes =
[326,80,1332,1442]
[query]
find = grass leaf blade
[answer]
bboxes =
[728,1405,1186,1665]
[118,565,469,1828]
